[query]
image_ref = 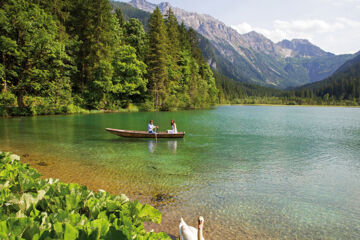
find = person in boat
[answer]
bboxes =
[148,120,158,133]
[167,120,177,134]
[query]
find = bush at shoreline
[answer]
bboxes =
[0,151,170,240]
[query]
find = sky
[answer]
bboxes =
[121,0,360,54]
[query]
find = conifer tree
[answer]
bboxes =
[163,8,182,109]
[115,8,125,27]
[147,7,168,110]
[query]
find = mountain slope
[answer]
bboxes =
[297,54,360,100]
[126,0,355,88]
[277,39,332,58]
[110,1,150,27]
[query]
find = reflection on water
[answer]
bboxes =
[147,140,177,153]
[167,141,177,153]
[148,140,156,153]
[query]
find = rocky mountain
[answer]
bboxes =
[277,39,332,58]
[124,0,355,88]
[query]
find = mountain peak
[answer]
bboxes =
[158,2,171,8]
[243,31,267,39]
[129,0,156,12]
[277,39,332,58]
[124,0,352,88]
[291,39,311,44]
[158,2,172,12]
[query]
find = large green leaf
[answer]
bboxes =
[90,218,110,238]
[0,151,170,240]
[6,217,33,238]
[137,203,162,224]
[0,220,8,239]
[64,223,79,240]
[65,194,82,211]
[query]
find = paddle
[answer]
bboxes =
[155,126,159,142]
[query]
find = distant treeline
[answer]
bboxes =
[293,55,360,103]
[0,0,217,116]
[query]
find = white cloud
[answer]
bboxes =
[336,17,360,27]
[231,22,253,34]
[273,19,343,33]
[326,0,360,6]
[231,18,360,54]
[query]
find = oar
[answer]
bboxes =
[155,127,158,142]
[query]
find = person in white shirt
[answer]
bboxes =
[148,120,158,133]
[167,120,177,134]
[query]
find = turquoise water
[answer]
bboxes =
[1,106,360,239]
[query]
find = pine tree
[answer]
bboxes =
[164,8,182,109]
[68,0,116,107]
[165,8,180,60]
[115,8,125,27]
[147,7,168,110]
[188,28,204,63]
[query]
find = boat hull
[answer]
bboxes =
[105,128,185,138]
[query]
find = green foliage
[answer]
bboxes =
[1,0,220,116]
[147,7,169,110]
[0,92,16,106]
[0,0,74,107]
[0,151,170,240]
[123,18,148,61]
[110,44,148,108]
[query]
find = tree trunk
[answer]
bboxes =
[17,94,24,108]
[2,80,6,93]
[2,54,7,93]
[81,62,86,96]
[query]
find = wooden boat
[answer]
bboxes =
[105,128,185,138]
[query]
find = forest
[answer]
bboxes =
[0,0,217,116]
[1,0,359,117]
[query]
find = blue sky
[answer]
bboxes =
[120,0,360,54]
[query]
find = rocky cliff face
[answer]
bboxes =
[127,0,355,88]
[129,0,156,12]
[277,39,333,58]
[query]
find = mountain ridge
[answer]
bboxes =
[125,0,356,88]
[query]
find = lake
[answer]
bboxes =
[1,106,360,239]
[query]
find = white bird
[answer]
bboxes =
[179,216,205,240]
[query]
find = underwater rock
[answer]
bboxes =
[37,161,48,166]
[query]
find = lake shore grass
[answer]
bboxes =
[0,104,141,118]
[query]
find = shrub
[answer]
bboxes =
[0,92,16,106]
[0,152,170,240]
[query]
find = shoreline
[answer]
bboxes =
[2,147,268,239]
[1,103,359,118]
[0,151,174,240]
[218,103,360,108]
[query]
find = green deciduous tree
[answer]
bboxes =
[111,45,147,107]
[0,0,72,107]
[123,18,147,61]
